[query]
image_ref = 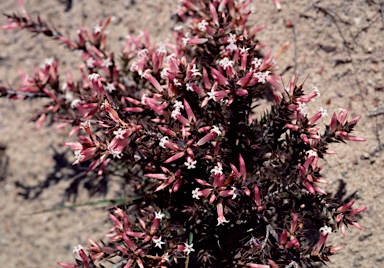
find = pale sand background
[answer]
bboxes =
[0,0,383,267]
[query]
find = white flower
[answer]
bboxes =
[210,164,223,175]
[94,24,102,34]
[207,88,216,101]
[44,57,55,66]
[166,53,176,62]
[226,42,238,52]
[70,98,81,108]
[297,102,308,116]
[73,244,84,261]
[159,136,169,148]
[211,125,222,135]
[306,149,317,158]
[109,148,123,159]
[138,49,148,59]
[239,46,250,54]
[228,33,237,43]
[182,36,190,46]
[226,33,238,52]
[153,236,166,249]
[184,157,197,169]
[74,150,84,162]
[88,73,100,82]
[155,210,165,220]
[190,64,202,77]
[197,20,209,31]
[141,69,151,79]
[105,83,116,93]
[192,188,200,199]
[173,100,184,110]
[251,58,263,69]
[186,82,194,91]
[160,68,169,79]
[141,93,148,105]
[219,57,234,69]
[319,225,332,236]
[161,252,170,263]
[113,128,126,139]
[253,71,270,84]
[173,78,182,86]
[183,243,195,255]
[156,43,167,55]
[230,186,237,200]
[318,107,328,118]
[313,86,320,98]
[171,109,181,119]
[102,58,112,68]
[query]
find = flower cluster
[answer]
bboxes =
[2,0,366,267]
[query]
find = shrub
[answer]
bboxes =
[2,0,366,267]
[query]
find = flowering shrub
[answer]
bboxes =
[2,0,367,267]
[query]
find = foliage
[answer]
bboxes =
[2,0,366,267]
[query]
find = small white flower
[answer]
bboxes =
[161,252,170,263]
[239,46,250,54]
[159,136,169,148]
[141,93,148,105]
[173,78,182,86]
[155,210,165,220]
[70,98,81,108]
[44,57,55,66]
[173,100,184,110]
[160,68,169,79]
[102,58,112,68]
[192,188,200,199]
[88,73,100,82]
[251,58,263,69]
[211,125,222,135]
[156,43,167,55]
[197,20,209,31]
[313,86,320,98]
[171,109,181,119]
[182,36,190,46]
[318,107,328,118]
[153,236,166,249]
[141,69,151,79]
[306,149,317,158]
[109,148,123,159]
[226,42,238,52]
[319,225,332,236]
[74,150,84,162]
[183,243,195,255]
[105,83,116,93]
[186,82,194,91]
[166,53,177,62]
[228,33,237,43]
[113,128,126,139]
[210,164,223,175]
[138,49,148,59]
[94,24,102,34]
[190,64,202,77]
[297,102,308,116]
[219,57,234,69]
[73,244,84,261]
[230,186,237,200]
[253,71,270,84]
[184,157,197,169]
[207,88,216,101]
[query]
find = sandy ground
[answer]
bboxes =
[0,0,383,267]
